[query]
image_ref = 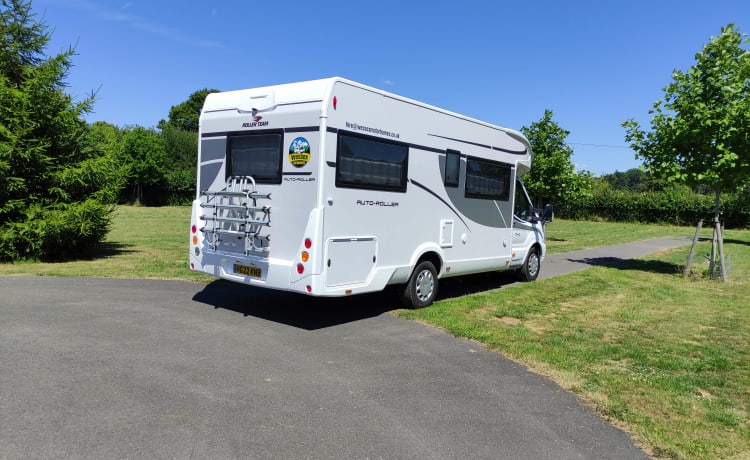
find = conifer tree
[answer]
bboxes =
[0,0,126,260]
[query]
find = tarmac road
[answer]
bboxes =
[0,237,689,459]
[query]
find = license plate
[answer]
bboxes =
[234,263,261,278]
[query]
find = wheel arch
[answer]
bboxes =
[410,244,444,276]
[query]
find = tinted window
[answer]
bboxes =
[227,132,283,183]
[465,157,511,200]
[336,132,408,192]
[444,150,460,187]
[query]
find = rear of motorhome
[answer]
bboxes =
[189,77,551,308]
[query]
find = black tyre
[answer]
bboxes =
[519,246,540,282]
[401,260,438,308]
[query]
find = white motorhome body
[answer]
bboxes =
[189,77,548,307]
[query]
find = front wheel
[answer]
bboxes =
[519,246,540,282]
[402,261,438,308]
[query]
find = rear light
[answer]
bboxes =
[306,285,312,293]
[297,238,312,274]
[192,236,198,245]
[191,225,197,233]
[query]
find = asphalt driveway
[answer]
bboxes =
[1,238,688,459]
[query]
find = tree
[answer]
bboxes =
[161,124,197,204]
[622,24,750,280]
[0,0,126,260]
[159,88,219,132]
[521,109,591,208]
[118,126,167,205]
[600,168,669,192]
[156,89,219,204]
[161,123,197,171]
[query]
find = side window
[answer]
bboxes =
[465,157,511,200]
[227,131,283,183]
[444,149,460,187]
[336,132,408,192]
[514,178,532,220]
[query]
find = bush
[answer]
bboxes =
[0,200,114,261]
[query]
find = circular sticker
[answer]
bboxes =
[289,137,311,168]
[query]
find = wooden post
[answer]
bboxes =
[684,219,703,278]
[709,222,717,278]
[717,219,728,282]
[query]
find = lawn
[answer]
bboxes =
[0,206,212,282]
[399,227,750,460]
[1,205,748,459]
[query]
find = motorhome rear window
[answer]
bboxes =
[465,157,511,200]
[227,132,283,183]
[336,132,408,192]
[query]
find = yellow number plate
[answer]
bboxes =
[234,263,261,278]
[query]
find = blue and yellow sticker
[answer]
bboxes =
[289,137,311,167]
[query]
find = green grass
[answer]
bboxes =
[543,219,699,254]
[1,206,748,459]
[399,230,750,459]
[0,206,212,281]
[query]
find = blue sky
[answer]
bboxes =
[32,0,748,175]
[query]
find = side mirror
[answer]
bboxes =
[543,203,554,223]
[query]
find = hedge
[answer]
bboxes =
[556,188,749,228]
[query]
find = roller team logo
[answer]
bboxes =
[289,137,311,167]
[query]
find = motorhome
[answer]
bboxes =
[189,77,551,308]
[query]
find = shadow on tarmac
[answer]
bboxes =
[192,271,521,330]
[192,248,684,329]
[192,280,395,330]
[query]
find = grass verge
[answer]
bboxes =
[398,230,750,459]
[1,206,748,458]
[0,206,212,281]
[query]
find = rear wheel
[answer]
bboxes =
[402,261,438,308]
[519,246,540,282]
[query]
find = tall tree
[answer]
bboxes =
[159,88,219,132]
[623,24,750,280]
[160,124,197,205]
[623,24,749,206]
[521,109,591,208]
[157,89,219,204]
[0,0,126,260]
